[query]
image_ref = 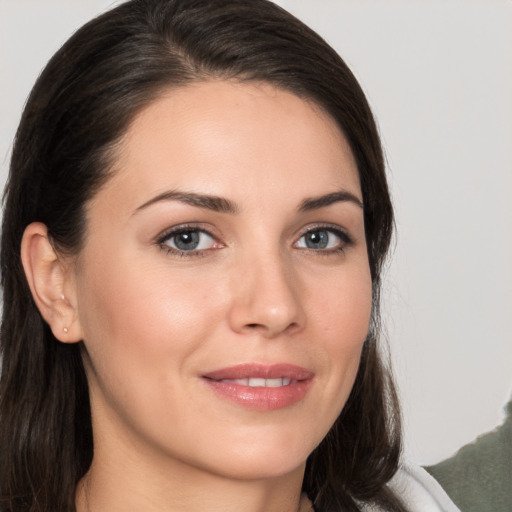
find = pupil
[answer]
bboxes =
[175,231,200,250]
[306,230,328,249]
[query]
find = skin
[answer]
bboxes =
[23,81,372,512]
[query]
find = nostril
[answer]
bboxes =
[243,320,301,337]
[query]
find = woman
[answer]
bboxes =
[0,1,458,511]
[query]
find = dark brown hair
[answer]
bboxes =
[1,1,401,511]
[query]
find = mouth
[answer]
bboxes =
[202,364,314,411]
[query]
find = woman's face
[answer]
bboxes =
[70,81,372,480]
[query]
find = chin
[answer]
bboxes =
[187,426,318,481]
[209,453,308,482]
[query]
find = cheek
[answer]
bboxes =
[309,264,372,397]
[315,266,372,344]
[74,257,228,437]
[83,250,200,323]
[75,255,225,381]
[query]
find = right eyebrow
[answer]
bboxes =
[133,190,240,216]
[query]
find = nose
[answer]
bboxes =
[228,253,306,338]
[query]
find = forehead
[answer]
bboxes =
[92,80,361,214]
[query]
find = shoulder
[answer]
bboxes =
[360,462,461,512]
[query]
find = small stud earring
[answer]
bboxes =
[63,327,69,333]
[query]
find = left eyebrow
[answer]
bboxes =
[298,190,363,212]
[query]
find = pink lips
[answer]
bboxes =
[202,363,314,411]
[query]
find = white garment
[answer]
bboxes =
[385,462,461,512]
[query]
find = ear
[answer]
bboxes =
[21,222,83,343]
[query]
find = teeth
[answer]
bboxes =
[220,378,293,387]
[249,378,266,387]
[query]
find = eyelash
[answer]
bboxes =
[156,224,354,258]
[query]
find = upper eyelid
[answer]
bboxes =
[297,223,352,239]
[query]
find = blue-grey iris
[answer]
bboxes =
[174,231,200,250]
[305,230,329,249]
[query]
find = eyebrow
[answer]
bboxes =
[299,190,363,212]
[134,188,363,216]
[134,190,239,215]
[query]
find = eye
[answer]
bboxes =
[159,227,218,253]
[295,227,351,251]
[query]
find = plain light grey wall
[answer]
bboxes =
[1,0,511,466]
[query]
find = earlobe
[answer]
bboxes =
[20,222,82,343]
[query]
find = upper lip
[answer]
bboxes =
[202,363,314,381]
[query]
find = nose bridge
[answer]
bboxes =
[228,245,305,337]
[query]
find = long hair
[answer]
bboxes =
[0,1,401,511]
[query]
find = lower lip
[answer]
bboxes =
[203,379,313,411]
